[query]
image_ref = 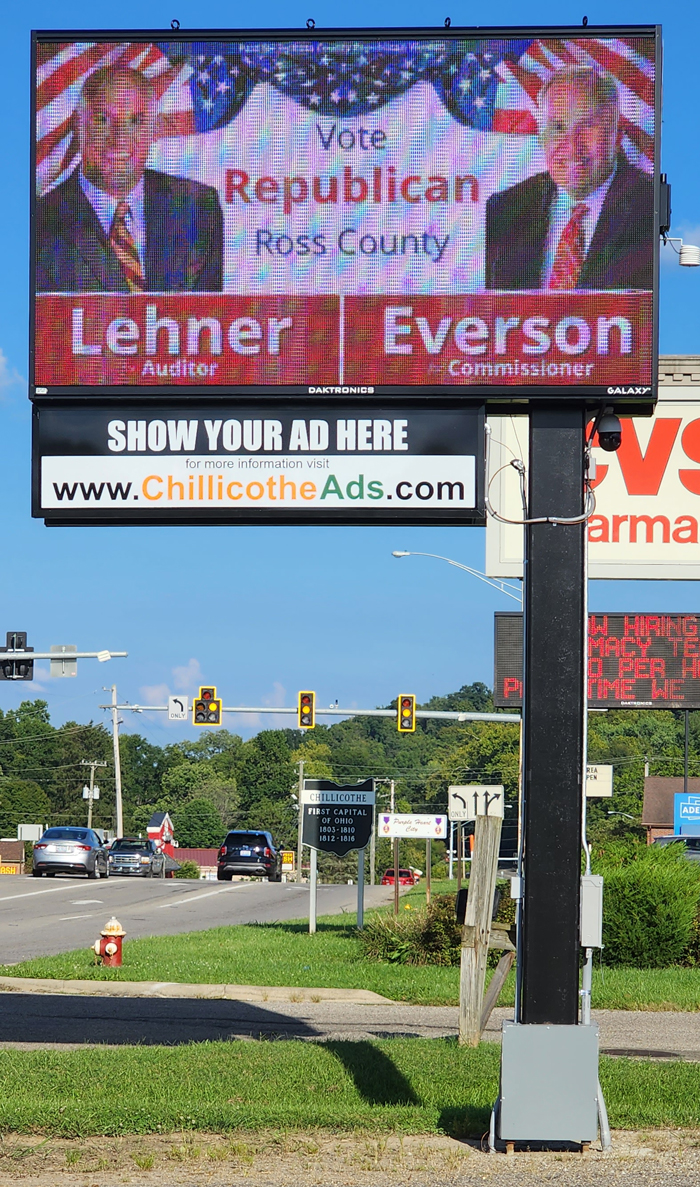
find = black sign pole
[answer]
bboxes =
[520,407,585,1025]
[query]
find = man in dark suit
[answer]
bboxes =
[36,66,223,293]
[485,67,653,291]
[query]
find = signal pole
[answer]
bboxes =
[110,685,124,837]
[296,759,304,883]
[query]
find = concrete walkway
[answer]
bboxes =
[0,977,699,1054]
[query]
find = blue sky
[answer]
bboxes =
[1,0,698,746]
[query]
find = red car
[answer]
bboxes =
[380,867,419,886]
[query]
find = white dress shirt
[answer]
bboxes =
[541,166,617,287]
[79,173,146,267]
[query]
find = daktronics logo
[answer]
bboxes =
[589,410,700,547]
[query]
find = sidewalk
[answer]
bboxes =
[0,976,699,1055]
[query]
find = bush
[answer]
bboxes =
[601,848,700,967]
[174,860,201,880]
[359,887,515,967]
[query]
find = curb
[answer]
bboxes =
[0,976,395,1004]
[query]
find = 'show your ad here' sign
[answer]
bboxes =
[32,404,483,525]
[32,27,660,401]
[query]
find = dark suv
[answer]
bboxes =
[217,831,280,881]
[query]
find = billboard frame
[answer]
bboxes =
[30,23,662,408]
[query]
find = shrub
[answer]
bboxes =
[601,849,700,967]
[359,886,514,967]
[174,860,201,880]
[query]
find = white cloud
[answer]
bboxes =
[172,658,203,692]
[262,681,286,708]
[140,682,170,705]
[0,348,25,391]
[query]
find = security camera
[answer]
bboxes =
[597,410,622,452]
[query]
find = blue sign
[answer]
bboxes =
[674,793,700,835]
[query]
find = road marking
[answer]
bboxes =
[0,883,130,906]
[58,913,95,921]
[156,887,237,909]
[71,900,103,905]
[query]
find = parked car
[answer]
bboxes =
[32,826,109,879]
[217,831,280,881]
[380,867,419,886]
[652,835,700,862]
[108,837,166,877]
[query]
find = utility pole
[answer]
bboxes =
[296,759,304,883]
[81,758,107,829]
[110,685,124,837]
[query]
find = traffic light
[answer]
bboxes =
[193,686,222,726]
[0,632,33,681]
[397,694,416,733]
[298,690,316,729]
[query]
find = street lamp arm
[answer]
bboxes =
[392,551,522,603]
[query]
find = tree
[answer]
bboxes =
[172,798,225,848]
[0,778,51,838]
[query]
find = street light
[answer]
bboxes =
[607,811,636,821]
[392,550,522,602]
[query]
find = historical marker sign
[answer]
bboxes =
[301,779,375,856]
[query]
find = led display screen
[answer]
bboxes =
[494,612,700,709]
[32,26,660,400]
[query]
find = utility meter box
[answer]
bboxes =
[580,874,604,948]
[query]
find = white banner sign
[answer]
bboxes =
[486,398,700,580]
[448,785,505,820]
[380,814,447,839]
[585,764,613,798]
[40,454,475,513]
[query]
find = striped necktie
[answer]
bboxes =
[109,200,146,293]
[549,203,589,290]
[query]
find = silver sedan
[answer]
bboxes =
[32,827,110,879]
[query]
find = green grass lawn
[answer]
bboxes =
[8,912,700,1011]
[7,880,700,1011]
[0,1040,697,1137]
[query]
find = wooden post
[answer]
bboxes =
[426,838,431,906]
[459,813,503,1046]
[393,838,399,915]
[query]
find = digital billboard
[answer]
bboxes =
[494,612,700,709]
[32,25,660,401]
[32,403,483,524]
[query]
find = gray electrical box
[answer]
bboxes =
[580,874,604,948]
[499,1023,599,1143]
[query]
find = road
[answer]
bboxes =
[0,875,393,964]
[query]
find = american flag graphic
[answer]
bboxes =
[36,36,655,197]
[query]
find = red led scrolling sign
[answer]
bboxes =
[494,613,700,710]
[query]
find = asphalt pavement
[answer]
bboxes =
[0,874,393,964]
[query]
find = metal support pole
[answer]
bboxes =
[426,838,431,906]
[448,822,454,881]
[685,711,690,797]
[309,847,317,934]
[457,825,463,893]
[296,760,304,883]
[357,848,365,928]
[110,685,124,837]
[369,801,376,886]
[520,407,585,1025]
[393,837,399,915]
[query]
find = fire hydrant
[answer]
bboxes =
[93,917,126,967]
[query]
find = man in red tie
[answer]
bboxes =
[485,66,653,291]
[36,66,223,293]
